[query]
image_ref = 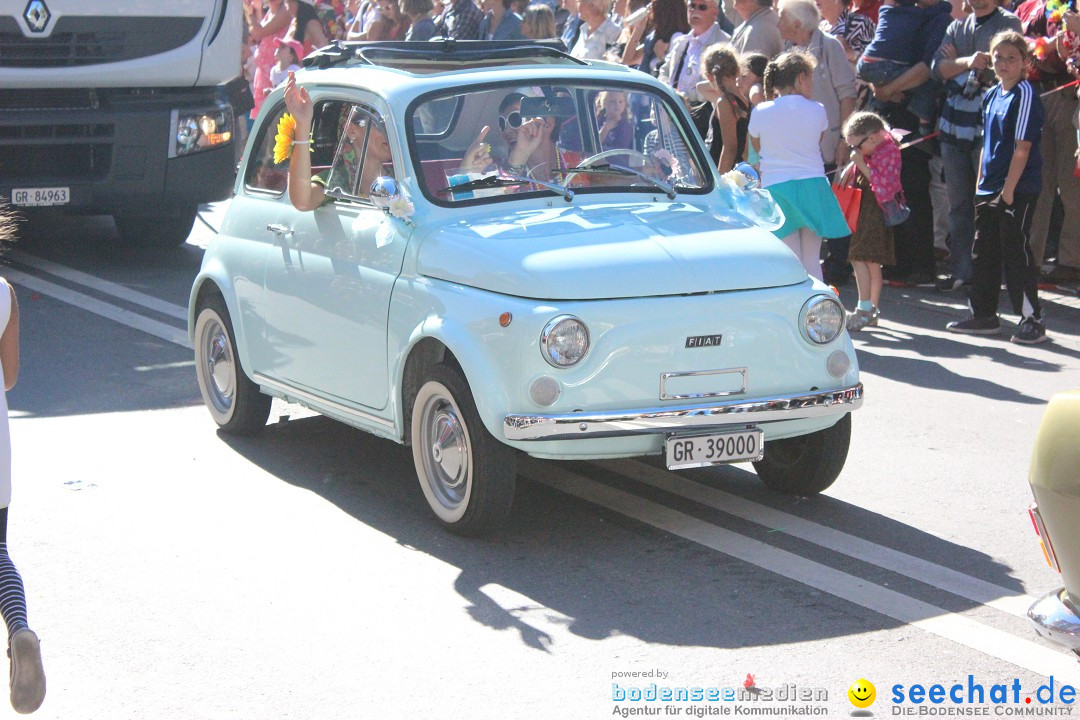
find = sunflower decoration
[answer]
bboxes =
[273,113,297,165]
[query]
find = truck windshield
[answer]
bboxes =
[410,83,708,205]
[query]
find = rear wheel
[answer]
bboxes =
[193,294,271,434]
[114,205,198,248]
[410,363,516,535]
[752,413,851,495]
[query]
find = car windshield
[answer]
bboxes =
[409,82,709,204]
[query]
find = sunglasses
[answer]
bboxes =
[498,110,524,132]
[847,136,870,151]
[686,1,711,10]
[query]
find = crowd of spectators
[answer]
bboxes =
[240,0,1080,303]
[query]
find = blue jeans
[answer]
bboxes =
[857,57,936,123]
[940,141,981,282]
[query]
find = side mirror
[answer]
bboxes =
[733,162,759,190]
[369,176,398,200]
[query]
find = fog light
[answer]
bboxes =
[827,350,850,378]
[529,376,561,406]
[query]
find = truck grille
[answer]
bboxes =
[0,123,114,181]
[0,16,203,68]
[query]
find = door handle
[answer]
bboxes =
[266,223,293,247]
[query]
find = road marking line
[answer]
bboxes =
[609,458,1034,619]
[8,250,188,321]
[522,461,1080,679]
[5,268,191,349]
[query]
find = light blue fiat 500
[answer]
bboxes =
[189,41,863,535]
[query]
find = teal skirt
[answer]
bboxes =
[766,176,850,239]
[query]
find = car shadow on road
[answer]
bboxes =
[218,414,1030,653]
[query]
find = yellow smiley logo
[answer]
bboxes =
[848,678,876,709]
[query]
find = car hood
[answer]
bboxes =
[414,202,809,300]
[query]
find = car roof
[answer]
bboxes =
[296,40,654,103]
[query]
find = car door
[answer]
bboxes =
[225,100,295,380]
[260,98,410,411]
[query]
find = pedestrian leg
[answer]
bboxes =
[799,227,823,281]
[999,193,1041,320]
[1029,93,1080,271]
[968,200,1004,320]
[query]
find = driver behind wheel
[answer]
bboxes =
[457,91,582,186]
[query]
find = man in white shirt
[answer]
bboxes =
[570,0,621,59]
[658,0,731,103]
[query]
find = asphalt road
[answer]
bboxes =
[1,205,1079,719]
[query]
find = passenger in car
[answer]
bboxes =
[283,72,394,210]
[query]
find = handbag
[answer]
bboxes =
[832,162,862,234]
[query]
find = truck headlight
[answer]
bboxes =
[801,296,844,344]
[540,315,590,368]
[170,106,233,158]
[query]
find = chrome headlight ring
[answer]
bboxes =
[540,315,590,368]
[800,295,845,345]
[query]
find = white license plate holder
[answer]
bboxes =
[665,427,764,470]
[11,187,70,207]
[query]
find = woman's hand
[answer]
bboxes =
[460,126,492,173]
[283,72,314,130]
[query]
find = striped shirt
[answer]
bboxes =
[978,80,1044,196]
[820,10,875,57]
[932,8,1023,148]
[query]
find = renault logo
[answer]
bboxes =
[24,0,51,33]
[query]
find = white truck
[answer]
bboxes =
[0,0,247,247]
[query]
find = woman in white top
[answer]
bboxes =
[747,49,849,280]
[0,206,45,714]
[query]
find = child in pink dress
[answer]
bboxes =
[842,111,906,330]
[849,112,909,227]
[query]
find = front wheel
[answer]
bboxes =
[410,364,516,535]
[752,413,851,495]
[193,295,271,434]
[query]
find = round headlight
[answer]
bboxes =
[176,117,200,152]
[802,296,845,344]
[540,315,590,368]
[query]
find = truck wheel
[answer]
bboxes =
[115,205,197,248]
[193,295,271,434]
[410,363,516,535]
[752,413,851,495]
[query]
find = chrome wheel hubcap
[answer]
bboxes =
[202,317,235,415]
[420,396,469,509]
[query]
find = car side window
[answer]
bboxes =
[323,104,395,202]
[244,103,290,194]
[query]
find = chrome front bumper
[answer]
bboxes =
[504,383,863,441]
[1028,588,1080,653]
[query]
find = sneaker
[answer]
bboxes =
[1011,317,1048,345]
[846,308,875,332]
[867,306,881,327]
[935,274,967,292]
[8,629,45,714]
[946,316,1001,335]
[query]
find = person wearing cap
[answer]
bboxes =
[269,37,305,90]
